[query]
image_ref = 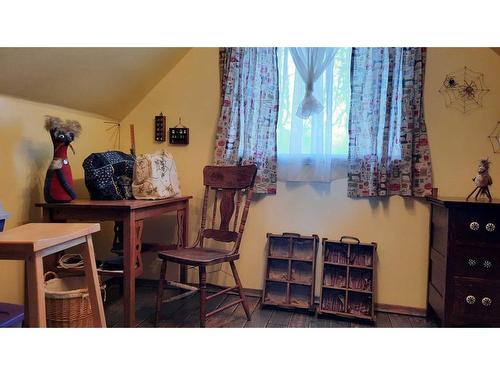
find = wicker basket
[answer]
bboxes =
[44,272,105,328]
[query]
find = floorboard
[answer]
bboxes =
[388,313,413,328]
[350,319,374,328]
[243,302,273,328]
[311,314,349,328]
[104,284,440,328]
[178,291,228,328]
[266,308,292,328]
[409,316,438,328]
[288,312,314,328]
[220,296,260,328]
[140,294,187,328]
[375,312,393,328]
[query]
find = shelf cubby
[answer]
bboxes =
[321,288,346,313]
[263,281,287,306]
[348,268,373,292]
[267,259,289,282]
[290,260,313,285]
[346,291,373,318]
[268,236,291,258]
[324,241,348,264]
[262,233,318,311]
[289,284,312,308]
[349,244,374,267]
[319,236,377,322]
[291,237,315,261]
[323,264,347,288]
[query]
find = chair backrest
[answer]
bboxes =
[199,165,257,253]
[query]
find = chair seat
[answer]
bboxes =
[158,247,240,266]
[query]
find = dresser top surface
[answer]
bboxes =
[427,196,500,207]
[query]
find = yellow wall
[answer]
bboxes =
[0,95,117,304]
[121,47,500,309]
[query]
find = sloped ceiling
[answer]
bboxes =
[0,48,190,120]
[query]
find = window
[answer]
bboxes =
[276,47,352,182]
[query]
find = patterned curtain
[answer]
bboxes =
[215,48,279,194]
[347,48,433,198]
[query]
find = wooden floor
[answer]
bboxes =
[104,283,438,328]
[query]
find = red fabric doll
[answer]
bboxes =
[44,116,82,203]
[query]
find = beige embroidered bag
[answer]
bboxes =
[132,151,181,200]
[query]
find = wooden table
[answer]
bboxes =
[36,197,192,327]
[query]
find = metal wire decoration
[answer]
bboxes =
[104,121,121,149]
[488,121,500,153]
[438,66,489,113]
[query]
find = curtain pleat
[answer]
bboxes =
[214,48,279,194]
[347,48,433,197]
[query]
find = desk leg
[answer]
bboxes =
[82,235,106,327]
[42,208,51,223]
[26,254,46,328]
[123,215,137,327]
[178,203,189,284]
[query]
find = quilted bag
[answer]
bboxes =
[82,151,135,200]
[132,151,181,200]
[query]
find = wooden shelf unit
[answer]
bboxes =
[262,232,318,311]
[319,236,377,322]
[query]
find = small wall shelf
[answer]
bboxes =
[262,232,318,312]
[318,236,377,322]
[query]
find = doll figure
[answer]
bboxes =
[466,158,493,202]
[43,116,82,203]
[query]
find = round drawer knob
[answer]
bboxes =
[466,295,476,304]
[470,222,480,231]
[468,258,477,267]
[482,297,492,307]
[484,260,493,269]
[486,223,496,232]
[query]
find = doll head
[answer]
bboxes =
[478,158,491,174]
[45,116,82,146]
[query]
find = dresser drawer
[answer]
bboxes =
[450,277,500,325]
[451,246,500,280]
[451,207,500,247]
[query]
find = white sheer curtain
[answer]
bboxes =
[290,48,338,119]
[277,47,352,182]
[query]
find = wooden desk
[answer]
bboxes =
[36,197,192,327]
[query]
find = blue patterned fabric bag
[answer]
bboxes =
[83,151,135,200]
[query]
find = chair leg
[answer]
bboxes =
[154,260,168,327]
[229,261,251,321]
[199,266,207,328]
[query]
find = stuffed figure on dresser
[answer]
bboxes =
[43,116,82,203]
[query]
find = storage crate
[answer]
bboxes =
[319,236,377,322]
[262,233,318,311]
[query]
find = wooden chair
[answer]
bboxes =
[154,164,257,327]
[0,223,106,327]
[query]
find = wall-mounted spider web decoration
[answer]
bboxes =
[489,121,500,153]
[438,66,489,113]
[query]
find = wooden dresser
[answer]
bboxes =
[428,197,500,326]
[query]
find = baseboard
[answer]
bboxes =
[374,303,427,317]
